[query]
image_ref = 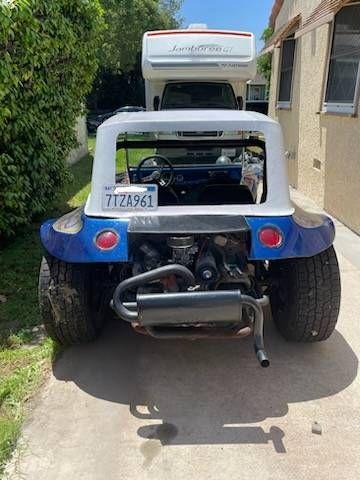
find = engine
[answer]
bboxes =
[167,235,198,266]
[132,233,254,294]
[113,234,269,364]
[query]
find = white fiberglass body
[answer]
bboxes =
[85,110,293,219]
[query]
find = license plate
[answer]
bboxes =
[103,184,158,211]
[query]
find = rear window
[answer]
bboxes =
[161,82,237,110]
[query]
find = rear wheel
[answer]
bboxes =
[270,246,341,342]
[39,256,107,345]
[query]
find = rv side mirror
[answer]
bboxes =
[237,96,244,110]
[153,96,160,111]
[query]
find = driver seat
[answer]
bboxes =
[158,188,179,206]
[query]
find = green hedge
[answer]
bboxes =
[0,0,104,236]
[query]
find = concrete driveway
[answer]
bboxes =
[5,193,360,480]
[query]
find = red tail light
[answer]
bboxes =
[259,226,283,248]
[95,230,119,250]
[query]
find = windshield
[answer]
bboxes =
[114,134,266,205]
[161,82,237,110]
[125,145,264,167]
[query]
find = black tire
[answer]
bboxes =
[270,246,341,342]
[38,255,106,345]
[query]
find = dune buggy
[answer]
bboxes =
[39,110,341,367]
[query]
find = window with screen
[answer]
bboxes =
[324,3,360,114]
[247,85,266,102]
[277,34,296,106]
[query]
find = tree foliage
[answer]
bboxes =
[0,0,104,236]
[257,26,274,88]
[100,0,182,73]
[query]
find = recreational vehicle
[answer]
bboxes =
[142,24,257,113]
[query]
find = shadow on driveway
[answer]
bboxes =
[53,316,358,453]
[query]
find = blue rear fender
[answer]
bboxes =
[40,212,130,263]
[40,206,335,263]
[246,206,335,260]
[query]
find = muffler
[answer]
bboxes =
[137,290,243,326]
[112,264,269,367]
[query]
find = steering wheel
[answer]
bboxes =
[137,154,174,188]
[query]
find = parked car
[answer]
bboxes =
[87,106,145,132]
[39,110,341,368]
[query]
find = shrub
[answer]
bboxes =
[0,0,104,236]
[257,26,274,89]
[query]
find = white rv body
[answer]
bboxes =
[142,26,257,111]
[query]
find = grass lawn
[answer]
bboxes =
[0,141,96,475]
[0,134,153,474]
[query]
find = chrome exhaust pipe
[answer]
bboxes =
[112,264,270,367]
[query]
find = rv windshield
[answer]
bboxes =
[161,82,237,110]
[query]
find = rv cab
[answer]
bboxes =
[142,24,257,112]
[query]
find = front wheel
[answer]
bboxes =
[270,246,341,342]
[38,256,106,345]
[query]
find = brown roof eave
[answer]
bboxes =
[260,14,301,55]
[295,0,353,38]
[269,0,285,29]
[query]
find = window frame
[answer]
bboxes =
[276,33,297,110]
[322,1,360,115]
[247,84,267,102]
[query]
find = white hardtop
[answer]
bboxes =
[99,109,278,132]
[142,26,257,81]
[86,110,293,218]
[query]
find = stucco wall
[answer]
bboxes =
[321,114,360,234]
[67,116,88,165]
[268,0,360,234]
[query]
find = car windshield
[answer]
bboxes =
[161,82,237,109]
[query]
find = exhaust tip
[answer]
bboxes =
[256,349,270,368]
